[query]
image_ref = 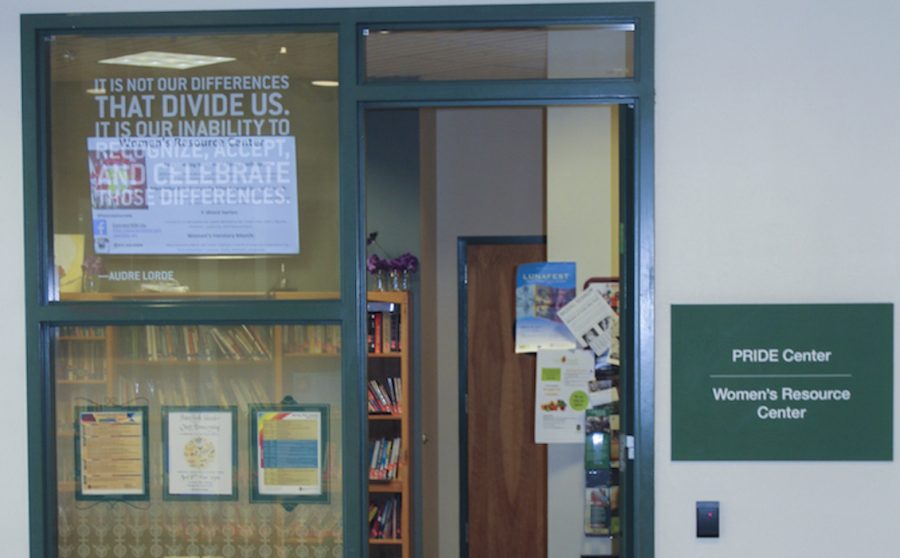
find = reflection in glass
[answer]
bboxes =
[49,32,340,301]
[365,24,634,81]
[52,323,343,555]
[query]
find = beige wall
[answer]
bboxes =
[546,105,617,557]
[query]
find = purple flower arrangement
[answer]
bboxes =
[366,253,419,274]
[366,232,418,290]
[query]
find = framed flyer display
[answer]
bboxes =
[162,406,238,501]
[250,403,329,504]
[75,406,149,501]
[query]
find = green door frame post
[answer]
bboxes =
[21,4,654,557]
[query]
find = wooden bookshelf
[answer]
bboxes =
[366,291,411,558]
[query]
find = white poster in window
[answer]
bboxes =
[165,408,236,498]
[534,349,595,444]
[88,135,299,255]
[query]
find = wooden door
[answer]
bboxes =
[464,240,547,558]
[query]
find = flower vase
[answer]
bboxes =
[82,274,100,293]
[373,270,387,291]
[386,269,410,291]
[388,269,401,291]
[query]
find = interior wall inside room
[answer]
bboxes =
[363,105,549,557]
[426,106,546,557]
[365,109,422,289]
[546,104,618,557]
[364,108,423,557]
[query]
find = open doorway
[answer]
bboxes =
[366,104,624,557]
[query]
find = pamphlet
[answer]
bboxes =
[515,262,578,353]
[165,408,235,499]
[255,409,324,496]
[584,472,620,536]
[585,280,621,365]
[585,407,612,469]
[558,287,617,358]
[534,349,594,443]
[77,408,147,498]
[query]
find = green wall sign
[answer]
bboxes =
[672,304,893,460]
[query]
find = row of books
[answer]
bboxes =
[369,496,401,540]
[117,325,273,362]
[366,304,401,354]
[55,341,106,381]
[58,326,105,338]
[283,324,341,355]
[368,378,402,414]
[115,374,271,410]
[369,436,401,481]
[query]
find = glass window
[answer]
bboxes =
[364,24,634,82]
[49,32,339,301]
[52,323,343,554]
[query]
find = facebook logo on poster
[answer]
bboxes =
[93,219,110,253]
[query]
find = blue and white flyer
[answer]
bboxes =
[515,261,578,353]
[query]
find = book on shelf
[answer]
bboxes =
[388,306,401,352]
[388,377,402,414]
[369,496,401,540]
[283,324,341,355]
[367,303,401,354]
[120,325,273,362]
[369,436,402,481]
[368,379,401,415]
[56,338,106,381]
[58,326,105,338]
[367,312,378,354]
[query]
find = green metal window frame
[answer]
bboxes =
[21,3,654,557]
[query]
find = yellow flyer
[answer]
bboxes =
[255,410,323,496]
[77,408,147,498]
